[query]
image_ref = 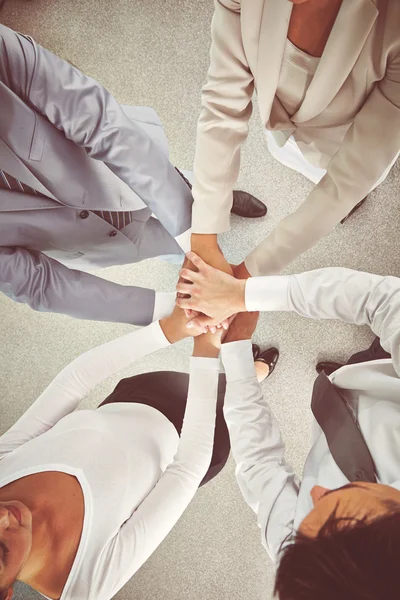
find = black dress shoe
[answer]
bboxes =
[340,196,368,224]
[255,347,279,378]
[231,190,267,218]
[252,344,260,360]
[316,361,343,376]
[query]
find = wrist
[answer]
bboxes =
[159,316,183,344]
[191,233,218,253]
[234,279,247,313]
[193,336,220,358]
[234,261,252,280]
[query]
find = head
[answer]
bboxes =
[275,482,400,600]
[0,501,33,599]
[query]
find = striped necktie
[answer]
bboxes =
[0,168,43,195]
[92,209,134,229]
[0,168,134,230]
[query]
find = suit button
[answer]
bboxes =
[109,230,117,238]
[79,210,89,219]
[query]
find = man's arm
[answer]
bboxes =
[245,52,400,276]
[0,25,192,239]
[0,246,169,325]
[246,268,400,375]
[190,0,254,266]
[221,333,299,562]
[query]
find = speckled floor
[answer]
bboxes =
[1,1,399,599]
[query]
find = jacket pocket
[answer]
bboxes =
[29,112,47,161]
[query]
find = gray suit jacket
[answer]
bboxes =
[0,25,192,325]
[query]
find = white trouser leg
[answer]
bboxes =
[266,131,326,184]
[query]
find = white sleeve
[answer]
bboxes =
[97,357,220,596]
[152,292,176,321]
[245,268,400,375]
[0,322,169,457]
[221,340,299,562]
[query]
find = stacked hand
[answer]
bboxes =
[160,304,227,359]
[175,251,260,341]
[176,252,246,328]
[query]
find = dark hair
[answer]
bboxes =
[274,507,400,600]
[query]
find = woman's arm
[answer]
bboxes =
[191,0,254,236]
[245,51,400,276]
[0,310,197,457]
[97,334,222,597]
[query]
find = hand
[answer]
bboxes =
[221,261,259,341]
[222,311,259,344]
[160,305,208,344]
[193,327,226,358]
[186,235,233,320]
[176,252,246,324]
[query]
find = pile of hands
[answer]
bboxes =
[161,242,259,356]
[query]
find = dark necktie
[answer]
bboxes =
[0,169,133,230]
[311,372,377,483]
[0,168,43,195]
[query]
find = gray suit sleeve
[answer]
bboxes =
[0,25,192,237]
[0,247,155,325]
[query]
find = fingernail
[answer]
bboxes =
[186,322,193,329]
[223,323,228,330]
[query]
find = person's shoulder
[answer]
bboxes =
[0,23,32,49]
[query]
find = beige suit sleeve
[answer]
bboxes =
[191,0,255,234]
[246,52,400,276]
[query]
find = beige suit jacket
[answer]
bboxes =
[192,0,400,275]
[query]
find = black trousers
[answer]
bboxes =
[98,371,230,487]
[346,336,390,365]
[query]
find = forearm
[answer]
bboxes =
[246,85,400,277]
[244,189,353,276]
[193,334,221,358]
[245,268,400,371]
[0,247,155,325]
[191,1,254,234]
[0,322,170,453]
[221,340,298,559]
[112,356,220,578]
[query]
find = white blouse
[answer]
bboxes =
[272,39,353,169]
[0,321,220,600]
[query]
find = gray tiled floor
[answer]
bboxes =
[1,1,399,599]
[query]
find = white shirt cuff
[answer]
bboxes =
[149,319,172,347]
[175,228,192,253]
[153,292,176,321]
[245,276,291,312]
[221,340,255,382]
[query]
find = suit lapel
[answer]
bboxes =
[0,138,58,202]
[291,0,379,124]
[256,0,293,125]
[0,188,60,212]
